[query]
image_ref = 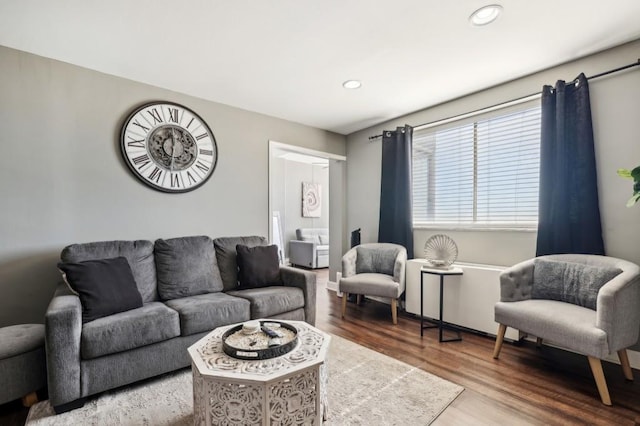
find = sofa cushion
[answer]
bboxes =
[316,244,329,254]
[356,246,398,276]
[532,258,622,309]
[295,228,328,246]
[61,240,157,303]
[154,236,224,300]
[81,302,180,359]
[339,273,400,299]
[236,244,281,289]
[165,293,250,336]
[495,299,607,358]
[301,235,320,244]
[213,236,267,291]
[227,286,305,319]
[58,257,143,323]
[0,324,45,360]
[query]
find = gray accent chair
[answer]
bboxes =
[45,235,316,413]
[289,228,329,269]
[493,254,640,406]
[339,243,407,324]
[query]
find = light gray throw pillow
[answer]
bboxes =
[154,236,223,300]
[532,258,622,310]
[355,246,399,276]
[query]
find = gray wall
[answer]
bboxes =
[329,158,347,282]
[270,159,329,259]
[346,39,640,268]
[284,163,329,255]
[0,45,346,327]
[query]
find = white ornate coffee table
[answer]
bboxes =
[188,319,331,425]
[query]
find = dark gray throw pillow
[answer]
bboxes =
[58,256,143,323]
[236,244,281,289]
[154,236,223,300]
[532,258,622,309]
[213,236,268,291]
[61,239,157,303]
[356,246,398,276]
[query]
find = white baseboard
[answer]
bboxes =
[327,280,341,295]
[328,277,640,369]
[605,348,640,370]
[523,336,640,370]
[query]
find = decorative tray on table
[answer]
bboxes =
[221,320,298,360]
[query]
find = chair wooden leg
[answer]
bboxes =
[22,391,38,407]
[618,349,634,381]
[493,324,507,359]
[587,356,612,406]
[356,294,362,305]
[391,299,398,325]
[341,293,348,319]
[536,337,543,348]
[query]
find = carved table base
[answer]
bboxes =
[189,320,330,426]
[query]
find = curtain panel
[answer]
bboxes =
[536,73,605,256]
[378,125,414,259]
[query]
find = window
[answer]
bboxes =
[412,105,541,228]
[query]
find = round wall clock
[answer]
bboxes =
[120,101,218,193]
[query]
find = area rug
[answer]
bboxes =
[27,335,463,425]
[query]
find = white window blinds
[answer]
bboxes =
[412,105,541,228]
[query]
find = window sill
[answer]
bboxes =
[413,224,537,233]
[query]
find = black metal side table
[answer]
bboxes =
[420,266,464,342]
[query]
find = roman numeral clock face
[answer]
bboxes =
[120,102,218,193]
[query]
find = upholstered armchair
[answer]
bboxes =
[289,228,329,269]
[493,254,640,405]
[339,243,407,324]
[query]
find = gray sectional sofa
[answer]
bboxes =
[45,235,316,413]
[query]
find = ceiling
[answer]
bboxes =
[1,1,639,135]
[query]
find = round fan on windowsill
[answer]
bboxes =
[424,234,458,269]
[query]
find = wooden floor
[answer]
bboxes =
[314,269,640,425]
[2,268,639,425]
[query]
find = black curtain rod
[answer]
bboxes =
[368,58,640,141]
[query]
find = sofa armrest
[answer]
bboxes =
[341,247,357,278]
[597,267,640,352]
[499,258,535,302]
[280,266,317,325]
[45,283,83,407]
[289,240,316,268]
[393,249,408,296]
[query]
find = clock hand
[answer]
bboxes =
[170,127,176,172]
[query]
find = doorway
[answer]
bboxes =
[268,141,346,282]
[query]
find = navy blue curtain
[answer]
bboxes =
[378,125,414,258]
[536,73,605,256]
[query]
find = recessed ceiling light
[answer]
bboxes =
[343,80,362,89]
[469,4,502,26]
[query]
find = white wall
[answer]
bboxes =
[0,45,346,327]
[346,39,640,268]
[270,159,329,259]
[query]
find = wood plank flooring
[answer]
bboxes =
[314,269,640,425]
[2,268,639,425]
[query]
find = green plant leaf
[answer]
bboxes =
[627,193,640,208]
[631,166,640,180]
[617,168,632,179]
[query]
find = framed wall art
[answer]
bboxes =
[302,182,321,218]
